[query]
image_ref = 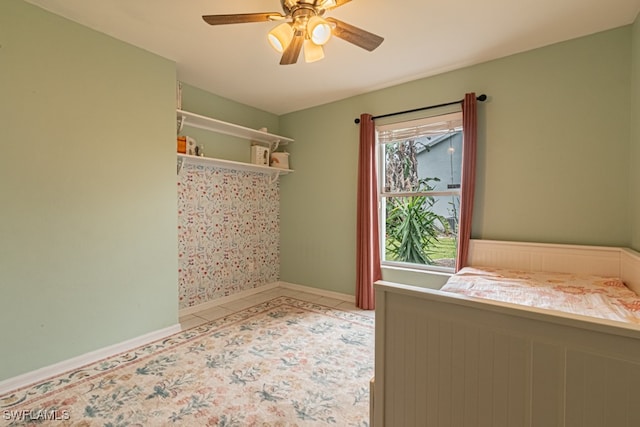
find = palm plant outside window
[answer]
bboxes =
[377,112,463,271]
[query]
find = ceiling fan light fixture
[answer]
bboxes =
[202,0,384,66]
[303,39,324,63]
[319,0,337,8]
[268,22,294,53]
[307,16,332,45]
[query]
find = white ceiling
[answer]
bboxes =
[25,0,640,115]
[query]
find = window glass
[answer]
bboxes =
[378,112,462,271]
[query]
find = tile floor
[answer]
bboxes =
[179,286,375,330]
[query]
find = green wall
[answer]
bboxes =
[631,13,640,250]
[1,0,637,380]
[279,27,633,294]
[0,0,177,380]
[179,83,280,163]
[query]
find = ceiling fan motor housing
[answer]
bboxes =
[281,0,326,17]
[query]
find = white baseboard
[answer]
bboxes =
[278,281,355,303]
[178,282,280,317]
[179,281,354,317]
[0,324,181,396]
[1,282,355,396]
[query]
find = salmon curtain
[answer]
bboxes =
[456,93,478,271]
[356,113,381,310]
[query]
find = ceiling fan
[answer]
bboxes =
[202,0,384,65]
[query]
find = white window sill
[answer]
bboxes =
[382,262,454,276]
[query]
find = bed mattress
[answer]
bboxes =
[442,266,640,323]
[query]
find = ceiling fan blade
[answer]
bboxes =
[202,13,284,25]
[280,29,304,65]
[326,17,384,51]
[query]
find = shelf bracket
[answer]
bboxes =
[177,115,185,134]
[269,171,279,184]
[177,157,184,175]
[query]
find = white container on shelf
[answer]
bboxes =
[251,146,270,166]
[186,136,197,155]
[270,152,289,169]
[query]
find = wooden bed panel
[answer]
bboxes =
[468,240,622,276]
[376,289,534,427]
[467,240,640,293]
[530,341,564,427]
[564,350,640,427]
[373,242,640,426]
[374,282,640,427]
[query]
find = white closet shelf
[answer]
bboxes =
[177,154,294,175]
[177,109,294,146]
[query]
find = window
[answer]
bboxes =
[377,112,463,271]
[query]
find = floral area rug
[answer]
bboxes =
[0,297,374,426]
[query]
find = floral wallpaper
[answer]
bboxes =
[177,163,280,309]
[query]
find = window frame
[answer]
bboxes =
[376,111,463,274]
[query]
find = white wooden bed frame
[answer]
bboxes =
[373,240,640,427]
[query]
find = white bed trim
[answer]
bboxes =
[621,248,640,294]
[374,240,640,427]
[468,238,640,292]
[374,281,640,427]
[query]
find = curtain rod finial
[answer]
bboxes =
[354,118,361,124]
[477,94,487,102]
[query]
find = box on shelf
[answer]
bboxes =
[177,136,186,154]
[186,137,196,155]
[250,145,270,166]
[177,136,197,155]
[270,152,289,169]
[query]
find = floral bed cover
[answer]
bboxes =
[442,267,640,324]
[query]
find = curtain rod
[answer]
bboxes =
[354,94,487,124]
